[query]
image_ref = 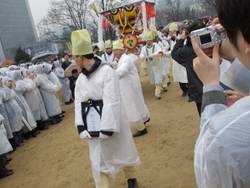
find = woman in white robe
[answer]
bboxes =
[1,77,24,143]
[10,70,37,131]
[36,64,62,118]
[28,66,49,122]
[0,87,13,139]
[0,114,13,155]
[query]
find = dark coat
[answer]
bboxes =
[171,39,203,103]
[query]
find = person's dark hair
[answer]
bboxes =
[83,53,94,59]
[186,20,206,47]
[71,69,78,74]
[187,19,206,34]
[216,0,250,48]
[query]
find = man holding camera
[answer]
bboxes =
[191,0,250,187]
[171,21,205,115]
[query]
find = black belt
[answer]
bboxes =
[81,99,103,137]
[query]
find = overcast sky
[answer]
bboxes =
[28,0,51,24]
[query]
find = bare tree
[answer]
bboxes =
[199,0,216,9]
[38,0,99,41]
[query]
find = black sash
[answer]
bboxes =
[81,99,103,137]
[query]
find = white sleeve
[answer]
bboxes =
[153,43,163,55]
[74,78,84,126]
[101,67,121,132]
[115,61,131,78]
[101,54,107,64]
[15,81,28,94]
[139,47,147,58]
[37,76,58,93]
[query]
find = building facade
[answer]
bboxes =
[0,0,37,61]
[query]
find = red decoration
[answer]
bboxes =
[102,17,112,30]
[146,3,156,18]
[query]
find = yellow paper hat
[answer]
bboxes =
[104,40,112,49]
[113,40,124,50]
[169,22,178,32]
[144,31,155,41]
[71,29,93,56]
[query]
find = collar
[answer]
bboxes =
[146,44,154,49]
[81,57,101,78]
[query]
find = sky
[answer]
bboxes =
[28,0,51,24]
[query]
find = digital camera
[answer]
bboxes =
[190,24,226,49]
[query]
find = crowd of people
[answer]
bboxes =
[0,56,79,179]
[1,0,250,187]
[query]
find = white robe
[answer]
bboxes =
[54,67,72,102]
[168,40,188,83]
[37,73,61,117]
[15,80,37,130]
[0,115,13,155]
[2,88,24,133]
[195,96,250,188]
[23,78,49,121]
[101,52,116,66]
[158,40,170,77]
[0,91,13,139]
[140,43,164,85]
[75,64,140,183]
[116,53,149,123]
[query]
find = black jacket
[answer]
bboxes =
[171,39,203,103]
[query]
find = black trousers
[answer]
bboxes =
[195,102,202,116]
[179,83,188,94]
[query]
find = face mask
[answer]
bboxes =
[221,58,250,95]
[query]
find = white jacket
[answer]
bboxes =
[116,53,149,123]
[195,95,250,188]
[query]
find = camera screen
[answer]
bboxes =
[200,33,212,44]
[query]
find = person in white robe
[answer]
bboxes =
[101,40,116,68]
[10,70,38,136]
[1,77,24,146]
[0,114,14,179]
[156,31,171,90]
[53,61,73,104]
[26,66,49,129]
[72,29,140,188]
[0,79,13,140]
[140,31,165,99]
[113,40,150,137]
[35,64,62,124]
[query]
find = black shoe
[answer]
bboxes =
[156,96,161,100]
[127,178,139,188]
[61,111,66,115]
[37,123,49,130]
[167,82,171,86]
[0,169,14,179]
[188,98,194,103]
[65,101,73,105]
[133,128,148,137]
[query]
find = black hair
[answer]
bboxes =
[187,19,206,34]
[186,20,206,47]
[83,53,94,59]
[71,69,78,74]
[216,0,250,48]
